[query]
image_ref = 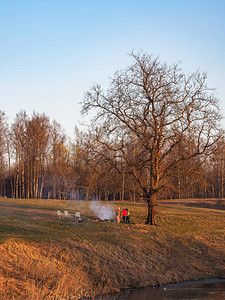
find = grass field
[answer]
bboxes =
[0,197,224,299]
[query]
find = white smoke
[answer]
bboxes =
[90,201,115,220]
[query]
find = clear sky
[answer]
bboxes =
[0,0,225,138]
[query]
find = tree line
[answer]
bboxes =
[0,111,224,202]
[0,52,224,224]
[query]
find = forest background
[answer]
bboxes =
[0,106,225,203]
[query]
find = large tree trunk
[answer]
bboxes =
[145,195,157,225]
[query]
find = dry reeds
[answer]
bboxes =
[0,240,90,299]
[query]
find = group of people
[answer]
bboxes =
[116,207,130,224]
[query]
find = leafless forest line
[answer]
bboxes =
[0,53,224,210]
[0,109,224,202]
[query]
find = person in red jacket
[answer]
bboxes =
[122,208,127,223]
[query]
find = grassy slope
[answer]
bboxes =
[0,198,224,299]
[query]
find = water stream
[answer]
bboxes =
[103,279,225,299]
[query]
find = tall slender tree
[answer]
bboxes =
[0,111,8,196]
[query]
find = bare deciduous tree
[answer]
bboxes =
[82,51,223,225]
[11,112,51,199]
[0,111,8,196]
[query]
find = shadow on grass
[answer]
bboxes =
[161,200,225,211]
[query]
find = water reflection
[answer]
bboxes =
[103,279,225,300]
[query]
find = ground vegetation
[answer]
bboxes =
[0,198,224,299]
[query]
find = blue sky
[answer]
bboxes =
[0,0,225,138]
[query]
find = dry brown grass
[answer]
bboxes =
[0,198,224,299]
[0,240,92,299]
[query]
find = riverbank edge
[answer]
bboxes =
[161,277,225,288]
[101,277,225,299]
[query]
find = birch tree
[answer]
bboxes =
[25,112,51,199]
[0,111,8,196]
